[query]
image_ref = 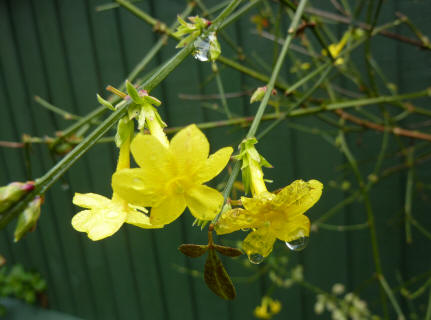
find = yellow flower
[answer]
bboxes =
[112,124,233,225]
[215,180,323,259]
[72,120,162,241]
[254,296,282,319]
[72,193,162,241]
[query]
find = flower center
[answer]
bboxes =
[167,177,190,194]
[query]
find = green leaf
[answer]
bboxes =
[96,94,115,111]
[143,95,162,107]
[178,244,209,258]
[204,248,236,300]
[126,80,144,104]
[213,245,243,257]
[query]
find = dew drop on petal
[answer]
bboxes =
[241,228,250,232]
[285,229,309,251]
[192,33,216,62]
[248,253,264,264]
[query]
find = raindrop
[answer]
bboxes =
[241,228,250,232]
[192,32,216,62]
[285,229,309,252]
[248,253,264,264]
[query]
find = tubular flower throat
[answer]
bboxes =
[112,124,233,226]
[215,179,323,258]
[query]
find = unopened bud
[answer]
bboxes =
[14,196,43,242]
[0,181,35,213]
[250,86,267,104]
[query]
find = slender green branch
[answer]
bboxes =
[378,275,406,320]
[426,286,431,320]
[405,148,414,243]
[34,95,80,120]
[317,222,369,231]
[313,191,360,226]
[337,126,388,316]
[213,64,233,118]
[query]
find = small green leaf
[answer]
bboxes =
[178,244,209,258]
[126,80,144,104]
[143,95,162,107]
[96,94,115,111]
[204,248,236,300]
[213,245,243,257]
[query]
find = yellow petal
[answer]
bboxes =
[71,210,92,232]
[71,207,126,241]
[270,214,310,242]
[125,210,164,229]
[215,208,259,235]
[241,192,275,213]
[130,133,171,173]
[72,193,111,209]
[150,195,186,225]
[184,185,223,221]
[112,168,164,207]
[275,179,323,218]
[196,147,233,183]
[242,226,276,258]
[169,124,209,174]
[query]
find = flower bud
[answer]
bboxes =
[0,181,35,213]
[14,196,43,242]
[250,86,267,104]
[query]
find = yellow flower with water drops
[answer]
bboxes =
[216,179,322,261]
[254,296,282,319]
[112,124,233,226]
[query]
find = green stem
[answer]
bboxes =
[115,0,170,33]
[378,275,406,320]
[34,95,80,120]
[285,62,330,94]
[313,191,360,225]
[338,127,388,317]
[317,222,369,231]
[214,63,233,118]
[405,148,414,244]
[426,286,431,320]
[247,0,309,139]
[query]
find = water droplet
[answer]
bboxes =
[192,33,216,62]
[285,228,309,251]
[285,230,309,251]
[241,228,250,232]
[248,253,264,264]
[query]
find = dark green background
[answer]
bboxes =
[1,0,430,319]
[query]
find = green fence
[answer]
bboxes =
[1,0,430,319]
